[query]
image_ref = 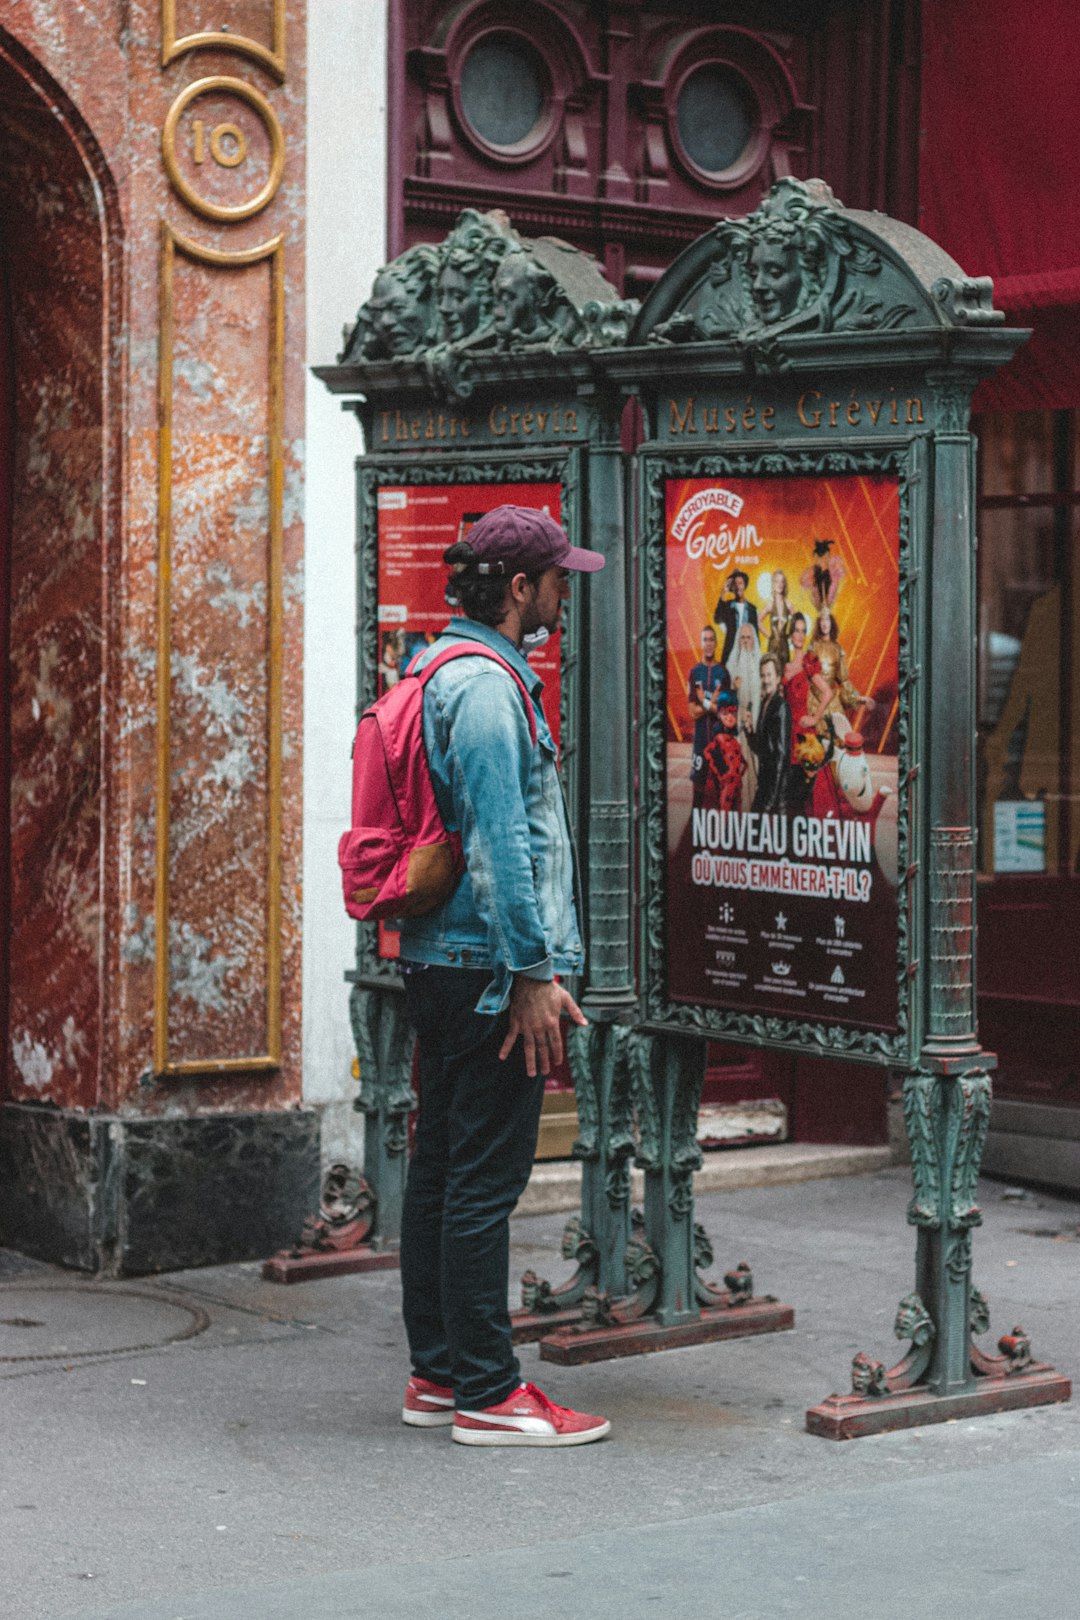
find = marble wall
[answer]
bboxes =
[1,3,306,1122]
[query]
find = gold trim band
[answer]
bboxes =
[162,0,286,82]
[156,222,285,1078]
[162,77,285,224]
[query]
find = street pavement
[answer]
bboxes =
[2,1165,1078,1620]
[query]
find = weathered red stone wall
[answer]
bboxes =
[0,3,305,1116]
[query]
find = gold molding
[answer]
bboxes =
[156,222,285,1078]
[162,0,286,82]
[162,76,285,224]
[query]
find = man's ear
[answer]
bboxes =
[508,570,532,604]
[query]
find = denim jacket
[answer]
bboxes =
[398,618,584,1014]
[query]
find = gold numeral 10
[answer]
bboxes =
[192,119,248,169]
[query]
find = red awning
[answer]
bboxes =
[919,0,1080,411]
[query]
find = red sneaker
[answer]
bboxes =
[452,1382,610,1447]
[402,1375,455,1427]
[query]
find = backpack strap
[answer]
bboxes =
[414,642,539,747]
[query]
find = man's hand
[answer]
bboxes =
[499,977,588,1077]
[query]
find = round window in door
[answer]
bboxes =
[671,61,761,185]
[459,31,551,157]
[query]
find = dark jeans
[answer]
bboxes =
[400,965,545,1411]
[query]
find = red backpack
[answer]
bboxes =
[338,642,538,922]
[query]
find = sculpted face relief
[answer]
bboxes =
[437,265,483,342]
[369,268,427,356]
[749,239,802,324]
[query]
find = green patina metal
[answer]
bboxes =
[346,984,415,1250]
[318,184,1069,1422]
[338,205,637,398]
[318,211,639,1284]
[598,175,1061,1428]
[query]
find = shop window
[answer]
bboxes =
[976,410,1078,880]
[976,408,1080,1101]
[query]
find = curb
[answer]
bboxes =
[517,1142,896,1218]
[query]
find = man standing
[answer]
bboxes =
[749,653,794,815]
[688,625,730,808]
[396,505,611,1448]
[713,569,759,666]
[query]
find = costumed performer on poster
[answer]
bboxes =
[729,621,762,811]
[713,569,759,666]
[688,625,731,808]
[702,691,746,812]
[805,606,875,741]
[748,654,795,815]
[782,612,832,811]
[799,538,846,612]
[762,569,796,670]
[803,606,877,817]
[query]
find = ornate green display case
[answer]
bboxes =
[596,178,1069,1431]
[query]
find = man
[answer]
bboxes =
[688,625,730,808]
[713,569,759,665]
[396,505,611,1448]
[749,653,794,815]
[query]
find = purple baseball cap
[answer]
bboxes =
[463,505,605,575]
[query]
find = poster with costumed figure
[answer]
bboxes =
[664,474,900,1032]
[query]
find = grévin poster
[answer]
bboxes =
[664,473,901,1033]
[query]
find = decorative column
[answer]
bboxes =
[302,207,641,1296]
[263,982,414,1283]
[513,1022,632,1340]
[540,1029,792,1363]
[511,396,638,1342]
[807,373,1071,1436]
[522,387,792,1362]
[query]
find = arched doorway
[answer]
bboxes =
[0,32,119,1259]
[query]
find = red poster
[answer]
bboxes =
[664,474,901,1032]
[376,480,563,960]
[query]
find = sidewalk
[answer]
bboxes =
[3,1165,1078,1620]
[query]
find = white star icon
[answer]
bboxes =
[775,911,787,931]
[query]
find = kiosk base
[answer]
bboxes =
[806,1365,1071,1439]
[511,1304,587,1344]
[538,1296,794,1365]
[262,1244,399,1284]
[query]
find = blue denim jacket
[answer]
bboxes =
[398,618,584,1014]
